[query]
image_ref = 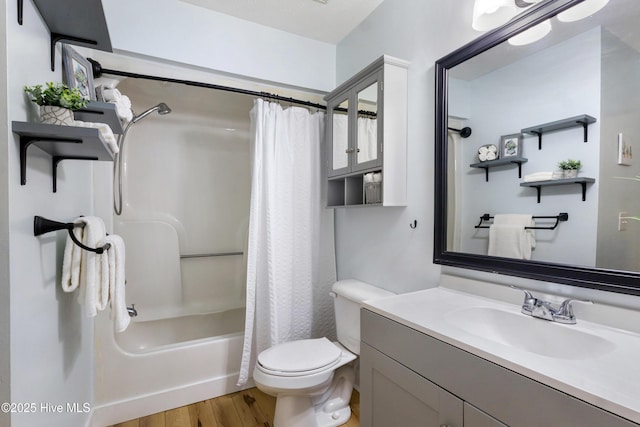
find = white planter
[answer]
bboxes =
[40,105,74,126]
[563,169,578,179]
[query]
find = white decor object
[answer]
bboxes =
[472,0,517,31]
[508,19,552,45]
[39,105,74,125]
[557,0,609,22]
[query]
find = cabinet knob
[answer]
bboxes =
[345,148,355,154]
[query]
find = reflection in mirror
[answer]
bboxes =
[331,98,349,172]
[435,0,640,294]
[356,82,378,165]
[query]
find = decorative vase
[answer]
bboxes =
[563,169,578,179]
[39,105,74,126]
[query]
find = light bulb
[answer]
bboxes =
[472,0,518,31]
[508,19,552,46]
[557,0,609,22]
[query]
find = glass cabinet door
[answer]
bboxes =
[328,96,350,177]
[353,73,382,172]
[356,81,379,166]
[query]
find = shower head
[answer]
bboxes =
[131,102,172,123]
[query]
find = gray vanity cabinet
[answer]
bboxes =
[360,309,639,427]
[324,55,408,207]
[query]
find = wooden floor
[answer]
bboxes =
[110,387,360,427]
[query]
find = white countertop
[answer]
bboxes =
[362,287,640,424]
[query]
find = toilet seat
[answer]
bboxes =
[257,337,342,377]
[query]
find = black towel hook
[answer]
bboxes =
[410,220,417,229]
[33,216,109,254]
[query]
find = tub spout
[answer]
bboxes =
[127,304,138,318]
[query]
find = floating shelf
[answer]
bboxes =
[470,156,528,182]
[18,0,112,71]
[520,177,595,203]
[74,102,124,134]
[521,115,597,149]
[12,121,115,193]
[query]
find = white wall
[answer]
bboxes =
[102,0,336,92]
[456,28,601,266]
[4,1,95,426]
[597,29,640,271]
[333,0,480,293]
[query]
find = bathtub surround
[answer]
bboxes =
[239,99,336,386]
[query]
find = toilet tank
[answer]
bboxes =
[332,279,395,355]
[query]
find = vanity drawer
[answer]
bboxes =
[361,309,638,427]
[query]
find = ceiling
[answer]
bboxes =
[179,0,385,44]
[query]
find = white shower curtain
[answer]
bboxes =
[237,99,337,386]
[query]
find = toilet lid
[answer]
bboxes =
[257,337,341,374]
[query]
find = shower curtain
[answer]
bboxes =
[238,99,337,386]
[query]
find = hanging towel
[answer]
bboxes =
[488,214,536,260]
[78,217,108,317]
[61,218,87,292]
[97,234,129,332]
[61,216,107,301]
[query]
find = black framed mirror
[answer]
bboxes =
[434,0,640,296]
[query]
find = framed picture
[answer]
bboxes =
[62,44,95,101]
[500,133,523,158]
[617,132,632,166]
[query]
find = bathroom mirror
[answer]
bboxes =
[434,0,640,295]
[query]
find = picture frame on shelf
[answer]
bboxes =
[617,132,632,166]
[500,133,523,158]
[61,44,95,101]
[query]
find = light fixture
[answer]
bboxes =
[472,0,517,31]
[557,0,609,22]
[508,19,552,45]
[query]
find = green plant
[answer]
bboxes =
[23,82,88,111]
[557,159,582,170]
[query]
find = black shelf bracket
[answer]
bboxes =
[19,136,82,188]
[50,33,97,71]
[527,182,590,203]
[17,0,23,25]
[577,119,589,142]
[532,131,542,150]
[52,156,98,193]
[474,159,526,182]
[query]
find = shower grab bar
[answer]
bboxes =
[33,215,111,254]
[180,251,244,259]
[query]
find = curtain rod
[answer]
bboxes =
[87,58,327,110]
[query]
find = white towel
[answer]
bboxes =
[488,214,536,259]
[61,218,87,292]
[97,234,130,332]
[77,217,108,317]
[72,120,119,155]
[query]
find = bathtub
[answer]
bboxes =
[90,77,254,426]
[90,307,250,427]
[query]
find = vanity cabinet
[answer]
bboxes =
[360,309,638,427]
[325,55,408,207]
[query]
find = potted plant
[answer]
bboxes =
[558,159,582,178]
[23,82,88,125]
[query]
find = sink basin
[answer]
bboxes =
[444,307,616,360]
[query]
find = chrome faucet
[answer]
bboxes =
[510,286,592,324]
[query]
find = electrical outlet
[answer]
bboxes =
[618,212,629,231]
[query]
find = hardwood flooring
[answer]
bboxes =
[110,387,360,427]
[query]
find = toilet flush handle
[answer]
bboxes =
[329,291,337,298]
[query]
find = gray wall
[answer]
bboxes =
[597,29,640,271]
[334,0,479,293]
[4,1,95,426]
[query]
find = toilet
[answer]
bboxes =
[252,279,395,427]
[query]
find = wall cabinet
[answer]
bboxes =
[360,309,638,427]
[324,55,408,207]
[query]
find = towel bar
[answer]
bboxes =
[475,213,568,230]
[33,215,110,254]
